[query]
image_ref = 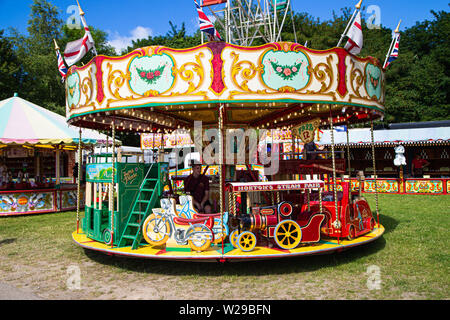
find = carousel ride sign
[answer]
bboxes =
[292,118,321,143]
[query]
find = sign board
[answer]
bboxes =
[292,118,321,143]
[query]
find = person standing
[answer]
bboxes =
[184,162,212,213]
[411,154,430,177]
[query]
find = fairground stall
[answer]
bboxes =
[0,94,113,216]
[318,121,450,195]
[69,0,385,261]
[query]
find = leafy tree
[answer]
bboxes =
[0,30,21,100]
[383,10,450,122]
[3,0,448,126]
[5,0,116,115]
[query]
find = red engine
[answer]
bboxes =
[231,201,324,251]
[301,181,376,240]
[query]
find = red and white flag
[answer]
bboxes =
[344,11,363,55]
[63,3,97,66]
[64,34,94,66]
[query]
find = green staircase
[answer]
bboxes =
[117,165,161,249]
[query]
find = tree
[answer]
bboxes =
[0,30,21,100]
[383,10,450,122]
[6,0,116,116]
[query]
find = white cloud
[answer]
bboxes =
[108,26,153,54]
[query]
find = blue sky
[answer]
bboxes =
[1,0,448,53]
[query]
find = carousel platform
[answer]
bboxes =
[72,224,384,262]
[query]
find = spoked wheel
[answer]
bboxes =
[142,214,171,246]
[274,220,302,250]
[237,231,256,252]
[187,225,212,252]
[102,228,112,245]
[229,229,240,248]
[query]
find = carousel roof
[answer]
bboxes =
[0,94,116,147]
[65,42,386,132]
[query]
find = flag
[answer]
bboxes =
[384,33,400,69]
[344,11,363,55]
[194,0,223,41]
[64,34,95,66]
[79,11,97,56]
[54,39,68,83]
[56,48,68,82]
[335,125,348,132]
[63,1,97,66]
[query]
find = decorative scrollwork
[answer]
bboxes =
[348,60,365,102]
[306,55,336,100]
[171,52,207,97]
[229,51,265,98]
[106,62,135,106]
[79,74,96,109]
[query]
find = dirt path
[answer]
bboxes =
[0,281,43,300]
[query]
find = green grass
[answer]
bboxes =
[0,194,449,300]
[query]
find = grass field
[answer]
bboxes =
[0,193,448,300]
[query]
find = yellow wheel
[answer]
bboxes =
[274,220,302,250]
[187,225,212,252]
[237,231,256,252]
[142,214,170,246]
[229,229,240,248]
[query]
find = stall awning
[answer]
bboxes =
[0,94,118,147]
[318,126,450,147]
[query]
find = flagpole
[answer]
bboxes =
[53,38,59,51]
[200,0,205,44]
[383,20,401,69]
[77,0,98,56]
[337,0,362,47]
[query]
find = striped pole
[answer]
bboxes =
[77,127,82,233]
[370,121,380,227]
[329,106,341,243]
[218,104,225,256]
[111,119,116,248]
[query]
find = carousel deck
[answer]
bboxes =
[72,224,384,262]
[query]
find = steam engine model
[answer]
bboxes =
[230,201,325,252]
[301,181,376,241]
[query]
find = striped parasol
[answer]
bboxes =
[0,94,115,147]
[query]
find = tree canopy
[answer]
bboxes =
[0,0,448,125]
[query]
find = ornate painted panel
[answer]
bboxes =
[364,179,399,193]
[66,42,385,130]
[405,179,444,194]
[0,190,55,216]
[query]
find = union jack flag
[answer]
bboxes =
[54,39,68,83]
[384,33,400,69]
[56,49,68,82]
[194,0,223,41]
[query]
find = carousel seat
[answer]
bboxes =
[173,216,213,229]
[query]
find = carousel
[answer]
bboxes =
[70,0,385,261]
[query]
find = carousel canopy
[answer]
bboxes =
[0,94,118,148]
[65,42,385,133]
